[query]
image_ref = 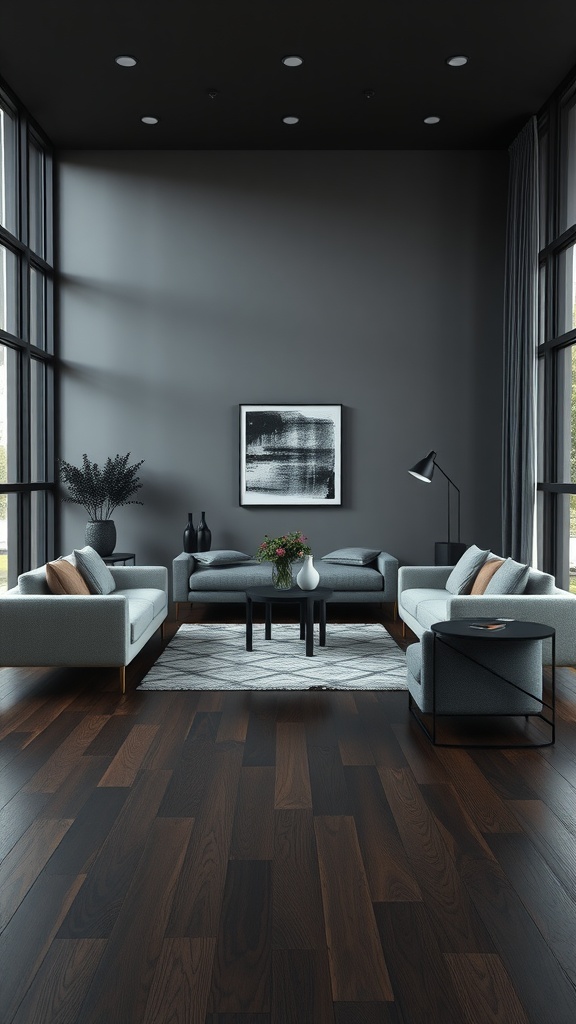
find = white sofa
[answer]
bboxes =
[398,561,576,665]
[0,560,169,692]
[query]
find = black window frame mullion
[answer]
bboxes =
[535,64,576,584]
[0,75,55,584]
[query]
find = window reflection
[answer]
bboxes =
[0,344,18,484]
[560,92,576,233]
[30,359,46,482]
[554,346,576,483]
[0,244,18,335]
[557,493,575,593]
[30,267,46,349]
[31,490,47,570]
[557,245,576,335]
[28,139,45,258]
[554,346,576,591]
[0,104,17,236]
[0,495,8,592]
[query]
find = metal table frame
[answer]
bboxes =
[409,618,556,748]
[102,552,136,566]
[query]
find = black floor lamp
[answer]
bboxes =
[408,450,466,565]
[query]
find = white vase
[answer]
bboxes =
[297,554,320,591]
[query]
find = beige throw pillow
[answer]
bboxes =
[46,559,91,595]
[470,558,505,595]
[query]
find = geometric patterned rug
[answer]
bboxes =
[138,622,407,691]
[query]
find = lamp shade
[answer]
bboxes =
[408,450,436,483]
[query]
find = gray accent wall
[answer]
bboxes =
[57,150,507,570]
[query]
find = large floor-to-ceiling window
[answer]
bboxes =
[0,81,54,591]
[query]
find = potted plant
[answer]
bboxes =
[59,452,144,556]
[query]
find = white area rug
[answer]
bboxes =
[138,622,407,691]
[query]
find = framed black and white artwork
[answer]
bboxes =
[239,404,342,506]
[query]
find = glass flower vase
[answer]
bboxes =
[272,560,294,590]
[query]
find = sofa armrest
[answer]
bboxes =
[0,594,130,665]
[172,552,196,601]
[376,551,399,603]
[448,593,576,665]
[109,565,168,592]
[399,565,452,592]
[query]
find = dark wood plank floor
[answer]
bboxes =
[1,603,576,1023]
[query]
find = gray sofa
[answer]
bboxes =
[405,627,544,718]
[172,550,398,618]
[398,561,576,665]
[0,560,169,692]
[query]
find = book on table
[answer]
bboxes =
[468,620,510,631]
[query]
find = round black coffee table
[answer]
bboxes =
[245,586,333,656]
[423,617,556,746]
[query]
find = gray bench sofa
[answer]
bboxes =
[172,549,398,618]
[0,559,169,692]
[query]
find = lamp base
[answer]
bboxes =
[435,542,467,566]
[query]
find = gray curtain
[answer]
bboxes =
[502,116,539,563]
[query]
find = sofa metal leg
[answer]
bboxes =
[120,666,126,694]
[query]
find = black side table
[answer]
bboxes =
[102,552,136,565]
[434,542,467,565]
[416,618,555,747]
[245,586,333,657]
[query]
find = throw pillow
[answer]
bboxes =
[46,559,91,595]
[470,558,505,595]
[194,550,253,566]
[73,545,116,595]
[484,557,531,595]
[445,544,490,595]
[321,547,381,566]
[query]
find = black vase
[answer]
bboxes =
[183,512,197,553]
[196,511,212,552]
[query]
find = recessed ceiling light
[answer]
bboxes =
[141,116,159,125]
[282,55,303,67]
[282,115,300,125]
[115,55,137,67]
[423,116,440,124]
[446,55,468,67]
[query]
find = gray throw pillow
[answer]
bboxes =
[74,545,116,595]
[484,557,530,595]
[321,547,381,566]
[445,544,490,595]
[194,549,252,566]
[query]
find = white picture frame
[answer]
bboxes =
[239,404,342,506]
